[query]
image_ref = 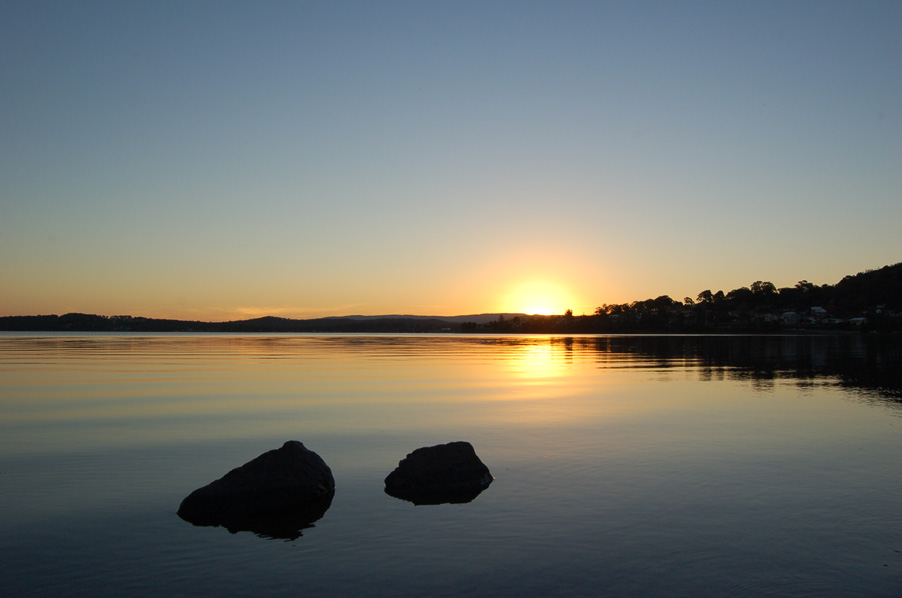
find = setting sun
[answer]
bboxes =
[505,281,576,315]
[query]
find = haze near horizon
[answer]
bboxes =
[2,1,899,321]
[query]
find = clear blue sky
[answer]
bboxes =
[2,1,899,319]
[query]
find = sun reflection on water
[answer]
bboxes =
[507,342,569,381]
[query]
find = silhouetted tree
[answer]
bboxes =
[726,286,753,303]
[750,281,777,297]
[650,295,675,313]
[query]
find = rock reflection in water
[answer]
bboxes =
[181,491,334,541]
[384,483,490,506]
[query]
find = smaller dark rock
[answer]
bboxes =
[178,440,334,539]
[384,441,493,505]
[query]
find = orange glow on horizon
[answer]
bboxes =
[503,280,577,315]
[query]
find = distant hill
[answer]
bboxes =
[339,313,528,324]
[0,312,532,333]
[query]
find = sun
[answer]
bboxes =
[505,281,575,315]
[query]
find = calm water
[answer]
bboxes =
[1,333,901,597]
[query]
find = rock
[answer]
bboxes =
[384,441,493,505]
[177,440,335,539]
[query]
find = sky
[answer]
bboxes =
[2,1,900,320]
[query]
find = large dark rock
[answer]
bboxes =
[178,440,334,539]
[384,441,493,505]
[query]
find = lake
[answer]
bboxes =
[1,333,901,597]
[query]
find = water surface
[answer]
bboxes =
[1,333,900,596]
